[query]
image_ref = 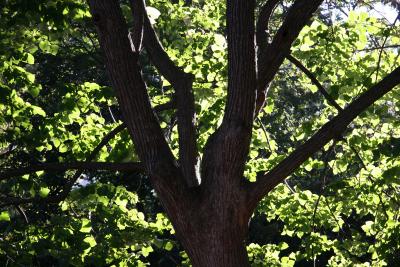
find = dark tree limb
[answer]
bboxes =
[201,0,257,189]
[88,2,196,239]
[255,0,323,115]
[88,0,179,179]
[54,99,174,199]
[256,0,280,48]
[0,162,144,181]
[0,122,136,207]
[286,54,343,111]
[357,44,400,52]
[154,99,176,112]
[248,66,400,208]
[129,0,199,187]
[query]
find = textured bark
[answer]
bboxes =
[183,230,250,267]
[201,0,256,190]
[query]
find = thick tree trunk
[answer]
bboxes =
[164,173,252,267]
[184,233,249,267]
[175,209,251,267]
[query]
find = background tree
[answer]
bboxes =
[0,0,399,266]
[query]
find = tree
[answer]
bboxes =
[1,0,399,266]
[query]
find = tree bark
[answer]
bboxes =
[176,181,252,267]
[184,232,250,267]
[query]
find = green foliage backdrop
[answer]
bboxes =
[0,0,399,266]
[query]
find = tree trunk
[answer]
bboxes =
[184,233,250,267]
[176,210,251,267]
[164,174,252,267]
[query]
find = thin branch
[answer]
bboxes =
[284,179,295,194]
[311,139,337,234]
[357,44,400,52]
[286,54,343,111]
[375,17,399,82]
[256,117,272,152]
[256,0,280,48]
[287,54,400,206]
[248,66,400,207]
[129,0,199,187]
[129,0,144,54]
[0,99,175,207]
[15,205,29,224]
[256,0,323,115]
[0,162,144,181]
[88,124,126,162]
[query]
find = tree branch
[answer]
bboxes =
[129,0,199,187]
[255,0,323,115]
[89,1,195,225]
[256,0,280,48]
[286,54,343,111]
[0,162,144,181]
[248,66,400,207]
[88,0,179,179]
[201,0,256,190]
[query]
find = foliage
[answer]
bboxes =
[0,0,399,266]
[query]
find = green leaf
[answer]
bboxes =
[28,85,41,97]
[0,211,10,221]
[59,144,68,153]
[31,106,46,116]
[164,241,173,251]
[26,53,35,64]
[80,218,92,233]
[83,236,97,247]
[141,246,153,257]
[39,187,50,198]
[39,40,49,52]
[263,103,274,114]
[26,73,35,83]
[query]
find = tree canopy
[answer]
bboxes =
[0,0,399,266]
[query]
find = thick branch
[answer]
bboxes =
[130,0,199,187]
[0,162,144,181]
[256,0,280,48]
[256,0,323,114]
[248,66,400,207]
[223,0,257,126]
[201,0,256,189]
[89,0,178,178]
[89,1,195,225]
